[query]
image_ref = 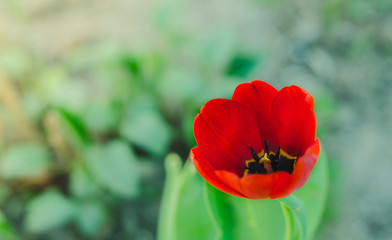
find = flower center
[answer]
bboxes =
[243,141,297,177]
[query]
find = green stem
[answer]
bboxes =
[156,153,183,240]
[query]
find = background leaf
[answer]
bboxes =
[69,163,102,199]
[120,108,172,156]
[75,201,107,237]
[85,140,140,199]
[0,143,50,180]
[57,108,90,147]
[25,190,76,233]
[0,211,19,240]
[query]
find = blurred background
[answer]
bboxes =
[0,0,392,239]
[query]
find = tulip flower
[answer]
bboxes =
[190,80,320,199]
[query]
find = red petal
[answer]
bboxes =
[239,173,279,199]
[194,114,243,175]
[191,148,246,198]
[194,140,320,199]
[269,139,320,199]
[215,169,279,199]
[272,86,316,156]
[232,80,279,151]
[195,99,263,174]
[214,170,245,197]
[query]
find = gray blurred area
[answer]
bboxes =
[1,0,392,239]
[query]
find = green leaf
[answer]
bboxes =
[230,197,285,240]
[205,186,287,240]
[225,55,258,77]
[85,140,140,199]
[75,201,107,237]
[157,155,217,240]
[69,163,102,199]
[25,190,76,233]
[120,108,172,156]
[45,79,90,114]
[280,196,307,240]
[158,158,286,240]
[57,108,90,148]
[0,211,19,240]
[81,103,118,133]
[204,182,234,240]
[292,145,329,239]
[0,143,50,180]
[175,163,217,240]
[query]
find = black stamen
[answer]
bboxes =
[250,147,260,161]
[269,153,278,171]
[246,147,266,174]
[245,142,297,176]
[277,155,296,174]
[264,140,269,155]
[246,160,266,174]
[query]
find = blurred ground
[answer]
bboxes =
[0,0,157,57]
[1,0,392,239]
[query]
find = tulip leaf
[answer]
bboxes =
[158,146,329,240]
[292,145,329,239]
[157,154,218,240]
[160,158,285,240]
[230,197,285,240]
[204,183,285,240]
[204,182,234,240]
[279,195,307,240]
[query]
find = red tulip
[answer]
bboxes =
[190,80,320,199]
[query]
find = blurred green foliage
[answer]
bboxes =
[0,28,259,240]
[0,0,344,239]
